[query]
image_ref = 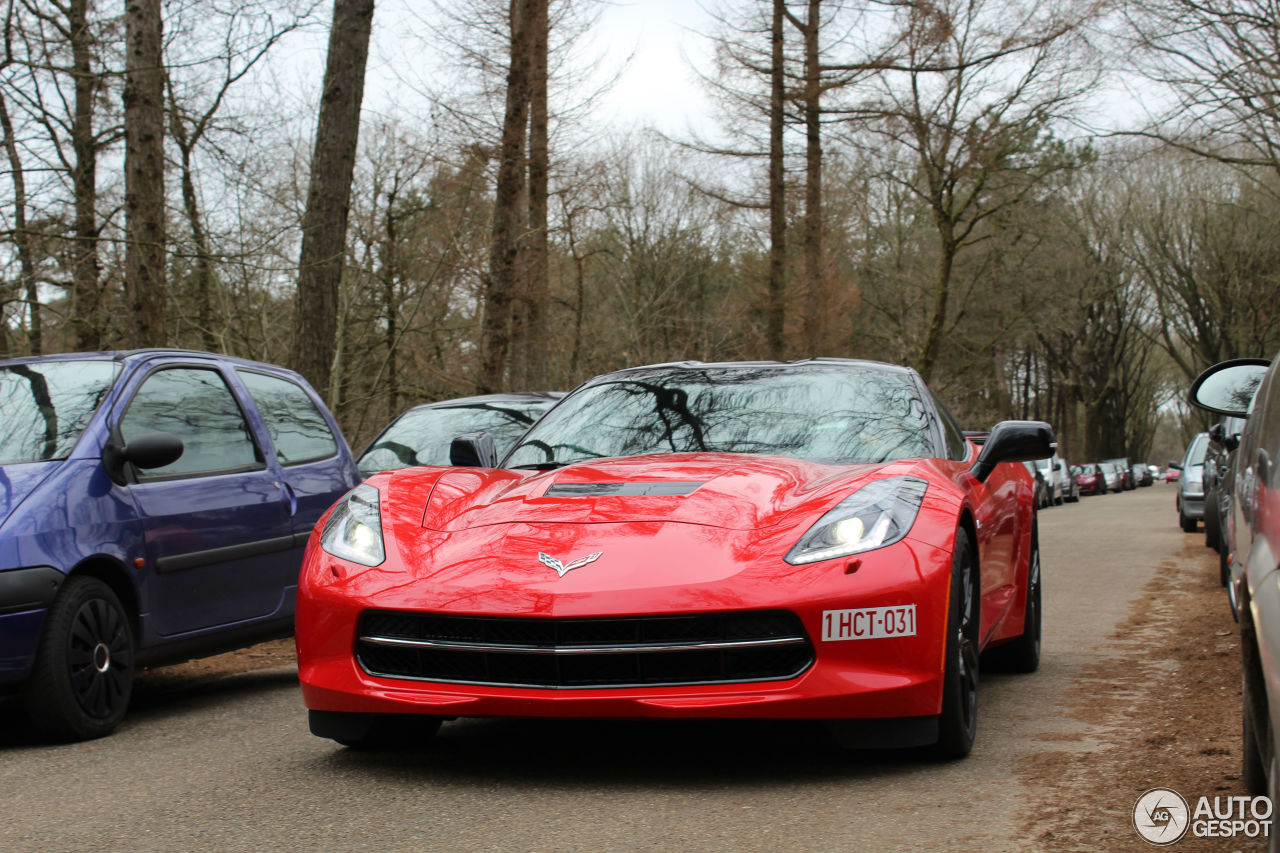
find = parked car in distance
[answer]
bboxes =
[1099,462,1124,493]
[1186,357,1272,823]
[1104,457,1134,490]
[1058,457,1080,502]
[1073,463,1103,496]
[357,392,564,478]
[1025,460,1051,508]
[1172,432,1210,532]
[1034,457,1063,505]
[1131,463,1154,487]
[299,358,1054,758]
[0,349,360,740]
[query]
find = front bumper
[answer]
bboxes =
[297,543,954,722]
[0,566,64,686]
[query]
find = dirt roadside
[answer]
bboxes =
[1020,534,1262,852]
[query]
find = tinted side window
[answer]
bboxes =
[120,367,261,477]
[236,370,338,465]
[928,391,967,461]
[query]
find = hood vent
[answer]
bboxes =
[544,481,704,498]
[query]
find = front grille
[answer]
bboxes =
[355,610,814,689]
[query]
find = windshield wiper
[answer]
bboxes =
[510,461,573,470]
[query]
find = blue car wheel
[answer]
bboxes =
[24,576,135,741]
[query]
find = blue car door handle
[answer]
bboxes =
[276,480,298,516]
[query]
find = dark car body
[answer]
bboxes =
[0,350,359,739]
[1188,357,1275,837]
[297,358,1054,758]
[357,392,564,478]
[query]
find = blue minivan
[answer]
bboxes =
[0,350,359,740]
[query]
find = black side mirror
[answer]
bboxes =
[1169,461,1183,471]
[1190,358,1270,417]
[449,431,498,468]
[103,431,185,485]
[970,420,1056,483]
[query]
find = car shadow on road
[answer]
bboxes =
[309,714,962,787]
[0,666,298,749]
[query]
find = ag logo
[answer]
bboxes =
[1134,787,1190,845]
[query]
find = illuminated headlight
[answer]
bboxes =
[320,484,385,566]
[785,477,928,565]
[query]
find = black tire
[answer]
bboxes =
[1204,489,1221,550]
[1243,671,1269,795]
[930,528,979,760]
[22,576,134,741]
[1180,511,1198,533]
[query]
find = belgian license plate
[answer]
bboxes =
[821,605,916,641]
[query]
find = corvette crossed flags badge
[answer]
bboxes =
[538,551,603,578]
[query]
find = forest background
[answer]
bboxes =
[2,0,1278,464]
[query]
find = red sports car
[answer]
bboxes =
[297,359,1053,758]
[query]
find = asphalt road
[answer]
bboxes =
[0,484,1206,852]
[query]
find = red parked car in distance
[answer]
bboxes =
[1073,463,1104,496]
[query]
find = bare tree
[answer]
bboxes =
[292,0,374,397]
[850,0,1098,380]
[123,0,166,346]
[1126,0,1280,181]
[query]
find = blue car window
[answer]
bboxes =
[236,369,338,466]
[120,367,261,477]
[0,360,118,463]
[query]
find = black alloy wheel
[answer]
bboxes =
[23,576,135,741]
[932,528,979,759]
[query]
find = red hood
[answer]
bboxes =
[416,454,899,532]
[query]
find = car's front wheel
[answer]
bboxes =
[931,528,979,759]
[23,576,134,741]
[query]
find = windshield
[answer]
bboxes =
[505,365,933,468]
[359,399,554,476]
[0,360,119,464]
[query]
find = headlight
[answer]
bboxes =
[785,476,928,565]
[320,483,385,566]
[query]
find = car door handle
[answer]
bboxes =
[276,480,298,516]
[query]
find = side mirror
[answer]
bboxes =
[1190,358,1270,417]
[1169,461,1183,471]
[1208,422,1225,445]
[449,431,498,468]
[103,431,185,485]
[970,420,1056,483]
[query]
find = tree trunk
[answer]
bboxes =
[916,221,956,382]
[292,0,375,396]
[124,0,167,347]
[0,92,39,355]
[70,0,102,351]
[799,0,822,349]
[480,0,534,394]
[524,0,549,387]
[767,0,787,359]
